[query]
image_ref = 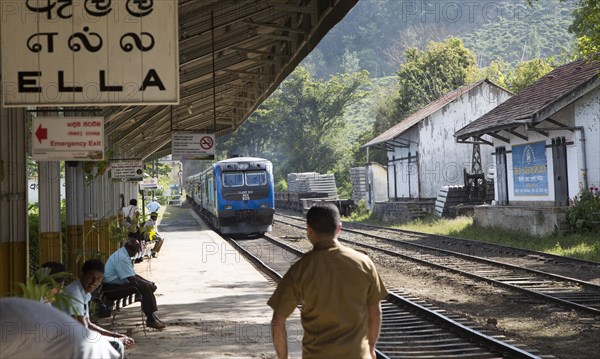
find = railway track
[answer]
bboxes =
[274,214,600,316]
[276,212,600,276]
[225,234,547,359]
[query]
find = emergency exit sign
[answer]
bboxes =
[32,117,104,161]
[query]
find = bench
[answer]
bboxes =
[96,285,148,337]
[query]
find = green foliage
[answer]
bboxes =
[27,156,37,178]
[306,0,576,79]
[17,267,74,311]
[506,58,555,92]
[569,0,600,62]
[28,204,40,271]
[528,0,600,62]
[374,38,477,134]
[344,200,371,221]
[463,0,576,66]
[475,57,555,93]
[221,66,370,188]
[275,179,288,192]
[567,191,600,234]
[382,215,599,262]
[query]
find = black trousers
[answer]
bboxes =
[102,281,158,318]
[152,237,164,254]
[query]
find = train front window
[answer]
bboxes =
[223,173,244,187]
[245,171,267,186]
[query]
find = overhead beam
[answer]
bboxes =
[488,132,510,144]
[505,128,528,141]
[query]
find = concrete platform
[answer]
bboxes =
[104,205,302,358]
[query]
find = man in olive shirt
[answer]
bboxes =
[268,203,388,359]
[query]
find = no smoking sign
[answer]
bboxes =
[200,136,214,150]
[172,132,216,160]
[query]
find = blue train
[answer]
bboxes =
[185,157,275,235]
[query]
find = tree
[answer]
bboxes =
[219,96,280,160]
[506,58,555,93]
[474,57,555,93]
[569,0,600,62]
[217,66,369,186]
[374,38,478,135]
[273,67,370,178]
[528,0,600,62]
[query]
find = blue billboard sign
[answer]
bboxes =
[512,141,549,196]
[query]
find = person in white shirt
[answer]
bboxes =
[122,199,141,238]
[59,259,134,358]
[146,197,161,213]
[0,297,120,359]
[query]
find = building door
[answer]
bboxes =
[495,146,508,205]
[552,137,569,206]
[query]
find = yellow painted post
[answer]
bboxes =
[65,225,83,276]
[0,242,28,297]
[83,219,99,260]
[98,220,109,262]
[39,232,62,265]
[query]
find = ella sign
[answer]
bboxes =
[32,117,104,161]
[1,0,179,107]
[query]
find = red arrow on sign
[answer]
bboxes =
[35,124,48,143]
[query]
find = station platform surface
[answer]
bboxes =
[110,204,302,358]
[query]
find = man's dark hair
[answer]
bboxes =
[129,199,137,206]
[124,238,141,252]
[81,259,104,274]
[306,203,340,235]
[40,261,67,285]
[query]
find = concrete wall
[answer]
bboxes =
[473,205,567,236]
[388,82,511,199]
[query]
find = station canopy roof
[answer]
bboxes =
[80,0,358,161]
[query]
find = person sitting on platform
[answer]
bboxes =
[58,259,134,359]
[102,239,167,330]
[142,211,164,258]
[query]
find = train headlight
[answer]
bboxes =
[224,205,233,210]
[260,203,268,208]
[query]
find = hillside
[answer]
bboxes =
[305,0,577,79]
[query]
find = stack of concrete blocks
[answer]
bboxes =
[287,172,338,198]
[350,167,367,203]
[434,181,494,218]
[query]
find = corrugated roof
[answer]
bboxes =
[362,79,502,148]
[455,59,600,140]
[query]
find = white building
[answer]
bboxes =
[363,79,512,200]
[455,59,600,235]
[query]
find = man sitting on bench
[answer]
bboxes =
[59,259,135,358]
[103,239,167,330]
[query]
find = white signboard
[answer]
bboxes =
[172,132,216,160]
[32,117,104,161]
[1,0,179,106]
[139,177,159,189]
[111,161,143,180]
